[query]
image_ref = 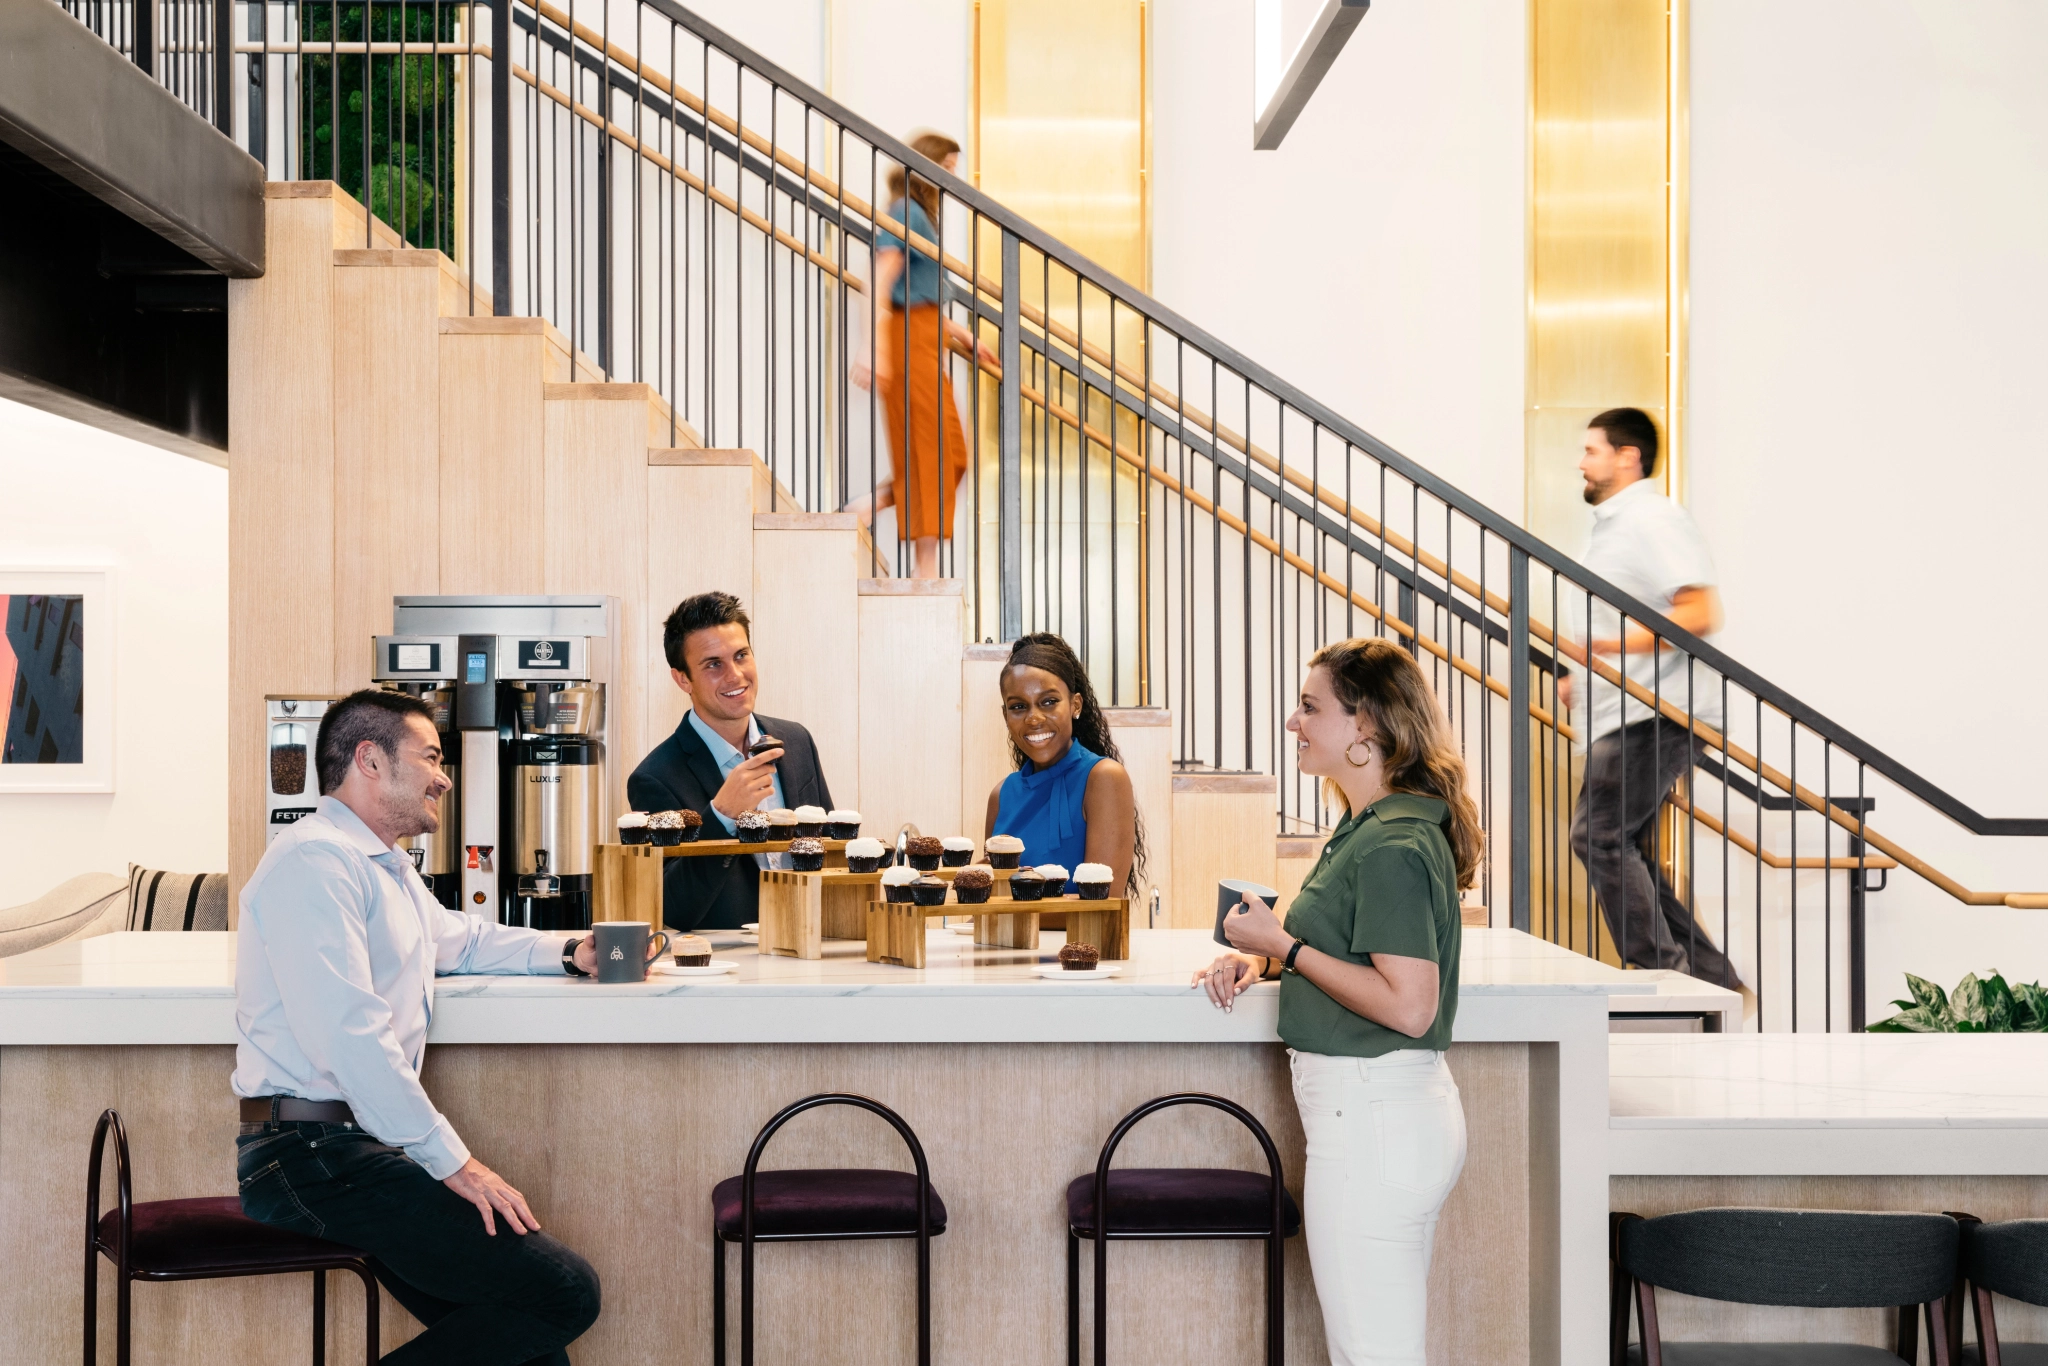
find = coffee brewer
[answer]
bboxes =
[372,597,616,930]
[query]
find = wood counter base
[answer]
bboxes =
[4,1040,1547,1365]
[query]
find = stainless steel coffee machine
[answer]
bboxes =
[372,597,616,930]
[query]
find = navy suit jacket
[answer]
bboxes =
[624,712,834,931]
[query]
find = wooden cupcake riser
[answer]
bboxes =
[757,870,884,958]
[865,897,1131,969]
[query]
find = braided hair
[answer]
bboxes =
[1003,633,1147,892]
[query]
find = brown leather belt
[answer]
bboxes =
[240,1096,357,1124]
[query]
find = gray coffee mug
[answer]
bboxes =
[591,920,671,983]
[1214,878,1281,947]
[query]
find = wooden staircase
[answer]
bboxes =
[227,181,1277,923]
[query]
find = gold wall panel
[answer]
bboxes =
[1526,0,1686,548]
[973,0,1149,291]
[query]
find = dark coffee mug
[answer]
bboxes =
[1214,879,1280,948]
[591,920,671,983]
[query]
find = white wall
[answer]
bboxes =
[1687,0,2048,1003]
[1149,0,1529,523]
[0,399,229,905]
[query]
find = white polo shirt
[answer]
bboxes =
[1574,478,1723,744]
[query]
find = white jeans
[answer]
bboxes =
[1290,1048,1468,1366]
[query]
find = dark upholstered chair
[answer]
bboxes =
[1611,1208,1960,1365]
[84,1109,379,1366]
[1066,1093,1301,1366]
[1956,1216,2048,1365]
[711,1093,945,1366]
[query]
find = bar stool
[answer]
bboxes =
[84,1108,380,1365]
[1066,1093,1301,1366]
[711,1093,946,1366]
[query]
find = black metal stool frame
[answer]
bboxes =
[711,1093,937,1366]
[84,1108,380,1366]
[1068,1093,1290,1366]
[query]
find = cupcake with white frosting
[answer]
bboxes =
[617,812,651,846]
[1074,863,1114,900]
[792,805,828,838]
[827,809,863,840]
[844,836,888,873]
[766,809,798,841]
[881,865,920,904]
[984,834,1025,869]
[940,836,976,868]
[1034,863,1070,897]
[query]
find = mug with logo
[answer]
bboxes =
[590,920,672,983]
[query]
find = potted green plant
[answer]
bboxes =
[1866,971,2048,1033]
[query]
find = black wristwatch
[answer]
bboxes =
[562,936,589,977]
[1283,939,1307,973]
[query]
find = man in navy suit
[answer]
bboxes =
[626,592,835,931]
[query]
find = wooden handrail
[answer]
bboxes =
[1669,790,1899,872]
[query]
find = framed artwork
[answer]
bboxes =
[0,568,114,792]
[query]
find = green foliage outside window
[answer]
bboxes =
[1866,970,2048,1032]
[298,2,459,253]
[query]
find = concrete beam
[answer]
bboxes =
[0,0,264,276]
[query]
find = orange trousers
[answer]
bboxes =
[877,304,968,541]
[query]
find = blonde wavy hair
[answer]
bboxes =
[1308,637,1484,889]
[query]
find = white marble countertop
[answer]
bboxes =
[1610,1033,2048,1175]
[0,927,1649,1045]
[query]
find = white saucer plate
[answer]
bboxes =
[1032,964,1122,980]
[655,961,738,977]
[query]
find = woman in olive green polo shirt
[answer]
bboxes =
[1196,638,1482,1366]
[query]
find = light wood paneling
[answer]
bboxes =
[332,254,442,690]
[4,1041,1540,1366]
[438,318,550,595]
[1169,772,1279,930]
[1611,1176,2048,1349]
[543,387,653,824]
[961,643,1013,840]
[228,191,341,900]
[857,582,964,843]
[645,453,758,747]
[1276,834,1329,914]
[1106,707,1172,918]
[750,515,861,814]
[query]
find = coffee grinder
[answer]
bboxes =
[263,695,339,845]
[373,597,615,930]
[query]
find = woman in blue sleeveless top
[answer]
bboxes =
[983,634,1143,893]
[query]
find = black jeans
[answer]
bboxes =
[1570,718,1740,986]
[236,1122,600,1365]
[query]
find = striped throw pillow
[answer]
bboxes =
[125,866,230,932]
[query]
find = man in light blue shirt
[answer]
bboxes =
[233,689,602,1364]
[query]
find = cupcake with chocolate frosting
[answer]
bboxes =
[788,837,826,872]
[827,809,863,840]
[1074,863,1114,900]
[910,875,949,907]
[951,865,995,905]
[844,836,887,874]
[1058,942,1101,971]
[984,834,1025,869]
[617,812,651,846]
[905,835,943,871]
[881,866,920,904]
[1007,868,1046,902]
[792,805,827,838]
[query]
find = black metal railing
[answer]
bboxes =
[60,0,234,133]
[106,0,2048,1030]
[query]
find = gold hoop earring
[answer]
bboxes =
[1345,740,1375,768]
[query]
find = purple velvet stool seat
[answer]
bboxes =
[84,1109,379,1366]
[712,1095,945,1366]
[1068,1095,1300,1366]
[1065,1168,1301,1239]
[712,1169,948,1239]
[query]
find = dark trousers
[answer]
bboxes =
[1570,718,1740,986]
[236,1122,600,1365]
